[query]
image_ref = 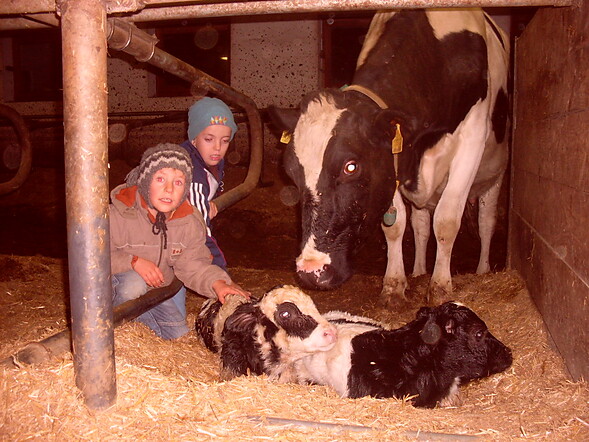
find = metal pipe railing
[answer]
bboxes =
[61,0,115,412]
[122,0,576,23]
[106,17,264,212]
[0,0,575,30]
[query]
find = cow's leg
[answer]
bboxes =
[380,190,408,308]
[476,171,505,274]
[411,206,431,276]
[429,101,490,304]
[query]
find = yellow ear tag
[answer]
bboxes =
[280,130,292,144]
[392,123,403,154]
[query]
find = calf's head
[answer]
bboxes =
[256,284,338,356]
[197,285,337,381]
[418,301,513,381]
[269,89,397,290]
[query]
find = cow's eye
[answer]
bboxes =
[475,330,485,340]
[343,160,358,175]
[280,310,291,319]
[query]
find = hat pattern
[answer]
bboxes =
[188,97,238,142]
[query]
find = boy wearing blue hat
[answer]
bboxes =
[180,97,238,271]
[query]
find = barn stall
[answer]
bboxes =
[1,0,588,440]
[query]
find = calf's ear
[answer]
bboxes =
[223,304,259,333]
[416,306,432,319]
[444,318,456,335]
[420,315,442,345]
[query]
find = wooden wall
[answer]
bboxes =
[511,1,589,381]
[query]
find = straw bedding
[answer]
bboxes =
[1,255,587,441]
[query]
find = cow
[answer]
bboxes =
[268,9,510,307]
[196,284,337,382]
[294,301,513,408]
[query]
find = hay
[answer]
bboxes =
[1,255,588,441]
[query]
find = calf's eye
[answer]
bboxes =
[280,310,291,319]
[343,160,358,175]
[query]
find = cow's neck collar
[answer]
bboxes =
[343,84,388,110]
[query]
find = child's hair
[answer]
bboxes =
[187,97,238,142]
[125,143,193,209]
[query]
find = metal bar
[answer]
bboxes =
[0,13,60,30]
[106,18,263,212]
[1,0,575,30]
[60,0,116,411]
[0,0,575,17]
[247,415,480,440]
[0,278,184,369]
[0,0,57,15]
[123,0,575,23]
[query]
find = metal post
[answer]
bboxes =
[60,0,116,410]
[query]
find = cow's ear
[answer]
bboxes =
[374,109,416,145]
[266,106,301,133]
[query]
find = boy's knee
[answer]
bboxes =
[112,271,148,305]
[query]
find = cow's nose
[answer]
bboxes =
[296,264,338,290]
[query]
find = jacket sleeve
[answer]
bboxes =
[173,213,231,299]
[109,205,134,274]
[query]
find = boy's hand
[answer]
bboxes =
[212,280,251,304]
[133,257,165,287]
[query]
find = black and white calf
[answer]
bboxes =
[196,285,337,382]
[295,302,512,408]
[268,9,510,307]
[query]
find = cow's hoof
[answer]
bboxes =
[427,282,452,306]
[379,280,409,310]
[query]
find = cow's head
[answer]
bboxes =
[269,89,397,290]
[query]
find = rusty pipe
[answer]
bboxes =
[0,0,575,30]
[0,105,33,195]
[0,278,184,369]
[121,0,575,23]
[60,0,115,411]
[0,0,575,18]
[106,18,263,212]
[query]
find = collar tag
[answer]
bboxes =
[392,123,403,154]
[280,130,292,144]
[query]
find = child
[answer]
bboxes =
[180,97,238,270]
[109,143,249,340]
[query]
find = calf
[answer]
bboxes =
[196,285,337,382]
[295,302,512,408]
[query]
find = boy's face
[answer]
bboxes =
[148,168,186,214]
[192,124,232,167]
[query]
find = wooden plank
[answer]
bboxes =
[510,213,589,381]
[512,2,589,381]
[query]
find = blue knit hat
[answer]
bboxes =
[187,97,238,142]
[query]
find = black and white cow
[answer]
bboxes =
[294,301,513,408]
[196,285,337,382]
[268,9,510,307]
